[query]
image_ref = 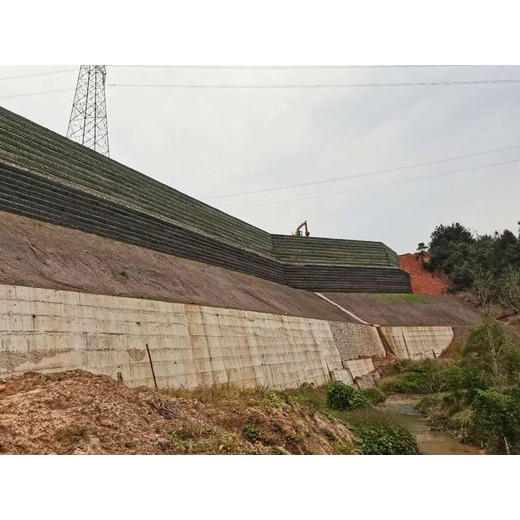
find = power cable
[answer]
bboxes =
[222,157,520,211]
[204,143,520,200]
[159,120,520,178]
[0,68,77,82]
[110,65,473,70]
[109,79,520,89]
[0,88,72,100]
[172,132,520,188]
[0,88,73,99]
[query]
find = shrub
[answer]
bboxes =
[417,391,470,432]
[469,387,520,454]
[345,414,418,455]
[242,424,261,444]
[361,387,386,405]
[326,381,371,411]
[459,364,488,398]
[383,360,465,394]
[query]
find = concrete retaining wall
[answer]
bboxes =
[0,284,347,388]
[380,326,454,360]
[0,284,457,388]
[344,358,375,379]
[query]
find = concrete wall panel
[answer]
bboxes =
[345,358,375,379]
[380,326,454,360]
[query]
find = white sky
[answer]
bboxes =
[1,65,519,254]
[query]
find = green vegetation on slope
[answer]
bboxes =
[284,382,418,455]
[376,294,427,304]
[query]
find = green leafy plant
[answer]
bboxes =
[462,323,520,389]
[361,387,386,405]
[345,414,418,455]
[242,423,261,444]
[469,387,520,454]
[326,381,371,411]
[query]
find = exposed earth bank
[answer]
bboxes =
[0,370,357,455]
[399,253,450,295]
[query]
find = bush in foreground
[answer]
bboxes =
[326,381,371,411]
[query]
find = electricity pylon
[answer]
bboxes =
[66,65,110,157]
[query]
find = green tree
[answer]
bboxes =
[428,223,474,285]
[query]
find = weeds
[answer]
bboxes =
[242,423,261,444]
[327,381,371,411]
[343,412,419,455]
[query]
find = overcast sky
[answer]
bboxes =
[1,65,519,254]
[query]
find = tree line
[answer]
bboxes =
[419,220,520,315]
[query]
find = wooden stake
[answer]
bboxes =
[146,343,158,389]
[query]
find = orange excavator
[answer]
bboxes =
[293,220,310,237]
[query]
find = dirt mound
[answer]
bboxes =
[0,370,355,455]
[399,253,450,295]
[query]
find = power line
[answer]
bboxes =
[158,120,520,180]
[204,143,520,200]
[0,88,72,100]
[173,132,520,188]
[111,64,472,70]
[3,75,518,102]
[0,68,77,82]
[109,78,520,89]
[223,158,520,211]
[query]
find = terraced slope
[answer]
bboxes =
[272,235,399,267]
[0,106,411,293]
[0,106,272,256]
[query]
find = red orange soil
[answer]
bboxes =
[399,253,450,295]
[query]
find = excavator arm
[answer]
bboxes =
[293,220,310,237]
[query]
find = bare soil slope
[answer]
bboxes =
[0,210,353,322]
[398,253,450,295]
[322,292,482,326]
[0,370,355,455]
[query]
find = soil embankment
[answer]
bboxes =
[322,292,482,326]
[399,253,450,295]
[0,210,352,323]
[0,370,356,455]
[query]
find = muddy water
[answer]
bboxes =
[376,395,483,455]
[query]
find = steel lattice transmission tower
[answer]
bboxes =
[66,65,110,157]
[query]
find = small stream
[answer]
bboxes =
[375,395,484,455]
